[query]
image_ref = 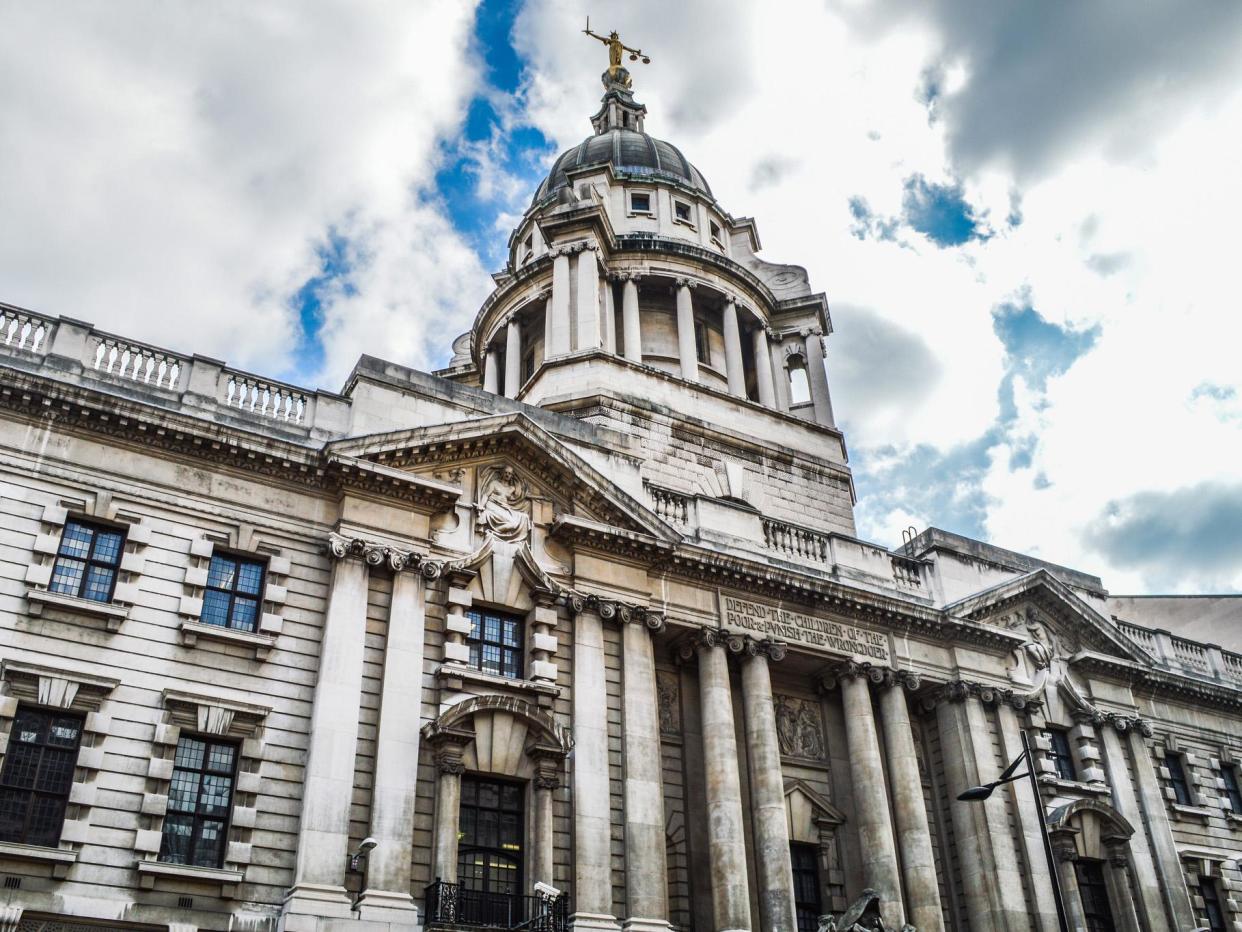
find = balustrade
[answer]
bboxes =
[0,307,51,353]
[222,372,308,425]
[646,483,690,525]
[1170,635,1210,673]
[1118,621,1158,658]
[90,336,185,390]
[891,554,924,590]
[761,517,829,564]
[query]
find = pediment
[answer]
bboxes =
[327,413,679,546]
[784,777,846,826]
[945,569,1148,666]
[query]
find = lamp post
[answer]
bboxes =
[956,730,1071,932]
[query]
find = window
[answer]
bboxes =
[629,191,652,214]
[159,736,237,868]
[791,843,822,932]
[788,363,811,405]
[674,199,693,225]
[466,608,523,680]
[458,776,523,898]
[520,235,533,264]
[1165,752,1192,805]
[0,708,83,847]
[694,319,711,365]
[710,219,723,246]
[201,554,265,632]
[1199,875,1227,932]
[49,519,124,603]
[1222,764,1242,812]
[1047,728,1077,781]
[521,347,536,385]
[1074,860,1116,932]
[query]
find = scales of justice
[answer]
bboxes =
[582,17,650,89]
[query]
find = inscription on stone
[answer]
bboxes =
[719,593,891,664]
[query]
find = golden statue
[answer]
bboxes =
[583,17,649,88]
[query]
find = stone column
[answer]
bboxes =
[573,608,620,930]
[803,328,835,426]
[675,279,699,382]
[622,276,642,363]
[358,565,427,920]
[995,702,1060,932]
[837,664,904,924]
[284,536,372,918]
[549,249,572,357]
[878,671,943,932]
[740,643,796,932]
[575,247,601,351]
[722,297,745,397]
[603,276,617,354]
[1099,722,1169,930]
[482,349,499,394]
[504,317,522,398]
[428,730,471,883]
[770,340,791,412]
[1050,830,1089,932]
[622,616,672,932]
[529,748,564,888]
[685,630,751,932]
[1103,843,1143,932]
[752,326,775,408]
[1125,727,1197,929]
[543,293,554,361]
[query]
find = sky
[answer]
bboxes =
[2,1,1241,594]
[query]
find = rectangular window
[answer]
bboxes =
[1074,860,1116,932]
[694,319,711,365]
[457,775,524,897]
[1200,875,1227,932]
[674,199,693,224]
[201,554,266,632]
[1165,752,1192,805]
[1222,764,1242,812]
[159,736,238,869]
[629,191,652,214]
[466,608,523,680]
[710,219,723,245]
[791,843,822,932]
[521,235,534,264]
[49,519,124,603]
[1047,728,1077,781]
[0,708,83,847]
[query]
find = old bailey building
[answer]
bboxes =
[0,37,1240,932]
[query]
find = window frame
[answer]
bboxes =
[201,552,267,633]
[158,734,239,870]
[709,219,724,248]
[790,842,823,932]
[1221,763,1242,813]
[1164,752,1193,805]
[0,706,84,848]
[628,189,654,216]
[694,317,711,366]
[672,197,694,227]
[1047,728,1078,782]
[465,607,525,681]
[1074,859,1116,932]
[1199,873,1227,932]
[457,774,525,897]
[48,518,125,604]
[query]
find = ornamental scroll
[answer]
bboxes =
[719,593,891,664]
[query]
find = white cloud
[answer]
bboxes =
[0,0,483,385]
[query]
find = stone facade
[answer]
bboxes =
[0,68,1239,932]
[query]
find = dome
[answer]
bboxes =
[533,128,713,205]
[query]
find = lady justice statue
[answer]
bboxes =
[583,18,650,89]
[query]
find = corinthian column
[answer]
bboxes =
[622,615,671,932]
[358,565,427,920]
[722,296,745,397]
[622,275,642,363]
[836,664,904,924]
[284,536,373,919]
[877,671,942,932]
[752,326,775,408]
[573,607,621,930]
[685,630,751,932]
[741,643,796,932]
[675,279,699,382]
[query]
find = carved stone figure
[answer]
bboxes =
[775,694,825,760]
[657,671,680,736]
[474,465,532,542]
[836,888,896,931]
[816,916,838,932]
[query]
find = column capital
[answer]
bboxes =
[820,659,887,689]
[527,743,567,790]
[677,626,745,661]
[425,725,473,774]
[879,668,922,691]
[673,276,699,290]
[919,677,1041,713]
[325,533,446,579]
[565,592,664,633]
[1102,711,1153,736]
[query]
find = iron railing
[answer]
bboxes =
[425,880,570,931]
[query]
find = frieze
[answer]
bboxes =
[720,593,891,664]
[774,694,825,761]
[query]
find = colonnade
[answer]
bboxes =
[479,246,835,426]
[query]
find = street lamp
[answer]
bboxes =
[956,730,1071,932]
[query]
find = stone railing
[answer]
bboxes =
[0,310,349,438]
[761,517,829,564]
[1,305,53,354]
[890,554,924,591]
[1116,619,1242,688]
[646,483,690,525]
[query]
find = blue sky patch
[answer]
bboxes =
[902,174,989,247]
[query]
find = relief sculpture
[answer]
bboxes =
[474,464,532,543]
[775,694,825,760]
[657,670,681,736]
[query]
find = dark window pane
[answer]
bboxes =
[49,520,127,601]
[1165,753,1192,805]
[48,717,82,747]
[1222,766,1242,812]
[207,744,236,774]
[1049,729,1077,781]
[168,771,202,813]
[231,598,258,631]
[464,610,524,681]
[2,745,40,789]
[236,562,264,595]
[160,736,237,868]
[176,738,206,770]
[201,590,231,626]
[0,708,83,846]
[37,748,76,794]
[49,559,85,595]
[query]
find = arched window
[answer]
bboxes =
[788,360,811,406]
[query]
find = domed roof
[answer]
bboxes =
[533,128,712,204]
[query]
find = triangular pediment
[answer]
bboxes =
[783,777,846,826]
[327,412,679,544]
[945,569,1148,665]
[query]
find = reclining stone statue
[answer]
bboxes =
[816,889,916,932]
